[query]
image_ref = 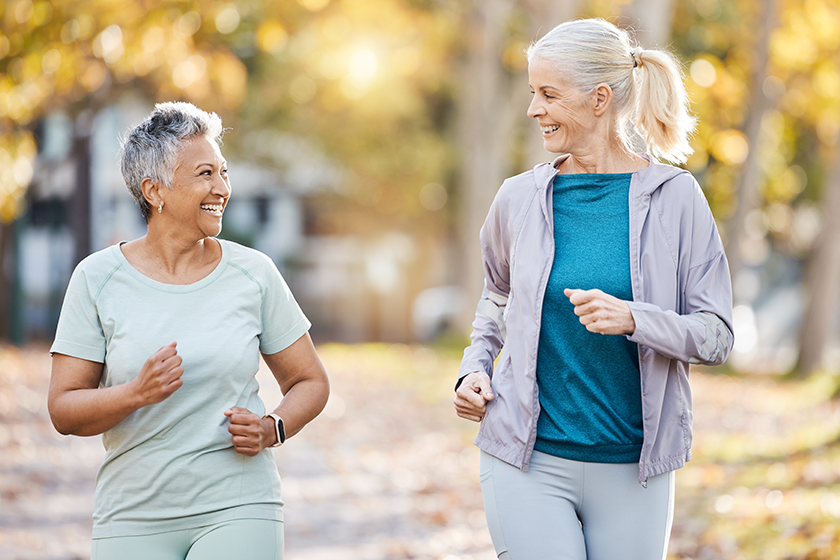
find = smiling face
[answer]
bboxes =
[163,134,231,239]
[527,58,599,155]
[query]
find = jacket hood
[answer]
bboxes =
[535,153,689,196]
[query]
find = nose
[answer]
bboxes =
[213,172,231,198]
[527,95,545,119]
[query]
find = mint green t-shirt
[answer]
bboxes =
[50,239,311,538]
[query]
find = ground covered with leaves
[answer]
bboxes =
[2,343,840,559]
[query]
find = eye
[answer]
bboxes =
[221,168,229,177]
[200,169,212,176]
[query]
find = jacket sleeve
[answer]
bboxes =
[626,183,734,366]
[457,192,511,386]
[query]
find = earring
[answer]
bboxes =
[158,203,163,214]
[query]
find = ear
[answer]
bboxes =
[141,177,164,210]
[591,83,612,117]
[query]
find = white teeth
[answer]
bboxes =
[200,204,223,215]
[541,125,560,134]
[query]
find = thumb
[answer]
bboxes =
[478,377,495,400]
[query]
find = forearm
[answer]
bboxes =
[627,304,733,365]
[49,382,143,436]
[459,293,506,380]
[269,376,329,440]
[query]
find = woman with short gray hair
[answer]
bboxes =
[454,18,733,559]
[48,101,329,560]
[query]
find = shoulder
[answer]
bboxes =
[70,245,123,289]
[220,239,284,288]
[643,163,709,211]
[488,163,554,221]
[222,239,277,270]
[496,164,553,201]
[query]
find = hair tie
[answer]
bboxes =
[630,51,639,69]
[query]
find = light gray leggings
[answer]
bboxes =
[480,450,674,560]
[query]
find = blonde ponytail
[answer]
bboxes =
[527,19,695,164]
[633,48,696,164]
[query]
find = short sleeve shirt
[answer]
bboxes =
[50,239,311,538]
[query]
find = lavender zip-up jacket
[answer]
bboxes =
[458,154,734,486]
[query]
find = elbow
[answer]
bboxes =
[688,331,734,366]
[687,312,734,366]
[47,401,70,435]
[47,399,87,437]
[48,413,77,437]
[315,375,330,416]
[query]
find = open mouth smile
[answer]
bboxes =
[200,204,224,217]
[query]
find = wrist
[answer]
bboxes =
[122,379,148,411]
[262,413,285,448]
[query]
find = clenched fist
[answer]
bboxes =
[130,341,184,406]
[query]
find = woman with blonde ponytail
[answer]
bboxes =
[454,18,733,559]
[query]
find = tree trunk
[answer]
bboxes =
[621,0,678,47]
[521,0,584,169]
[797,144,840,377]
[455,0,521,331]
[723,0,780,286]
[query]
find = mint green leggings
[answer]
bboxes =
[91,519,283,560]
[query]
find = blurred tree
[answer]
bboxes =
[621,0,677,47]
[790,0,840,376]
[799,144,840,377]
[455,0,524,323]
[0,0,464,341]
[723,0,780,284]
[0,0,251,338]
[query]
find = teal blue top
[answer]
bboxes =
[51,239,311,538]
[534,173,643,464]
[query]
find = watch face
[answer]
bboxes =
[276,416,286,444]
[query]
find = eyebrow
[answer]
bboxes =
[193,161,226,170]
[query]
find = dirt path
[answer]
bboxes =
[3,343,840,559]
[0,344,493,560]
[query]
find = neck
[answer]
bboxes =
[138,225,218,277]
[557,128,648,173]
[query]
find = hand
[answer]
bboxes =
[564,288,636,335]
[130,342,183,407]
[224,407,272,456]
[454,371,494,422]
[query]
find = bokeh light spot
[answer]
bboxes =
[215,5,240,35]
[349,48,378,85]
[93,25,124,65]
[419,183,447,211]
[41,49,60,74]
[257,21,288,54]
[60,19,80,44]
[14,0,34,24]
[176,12,202,37]
[173,54,207,89]
[690,58,717,88]
[711,130,749,165]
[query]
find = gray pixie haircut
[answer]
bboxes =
[120,102,224,223]
[527,18,696,164]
